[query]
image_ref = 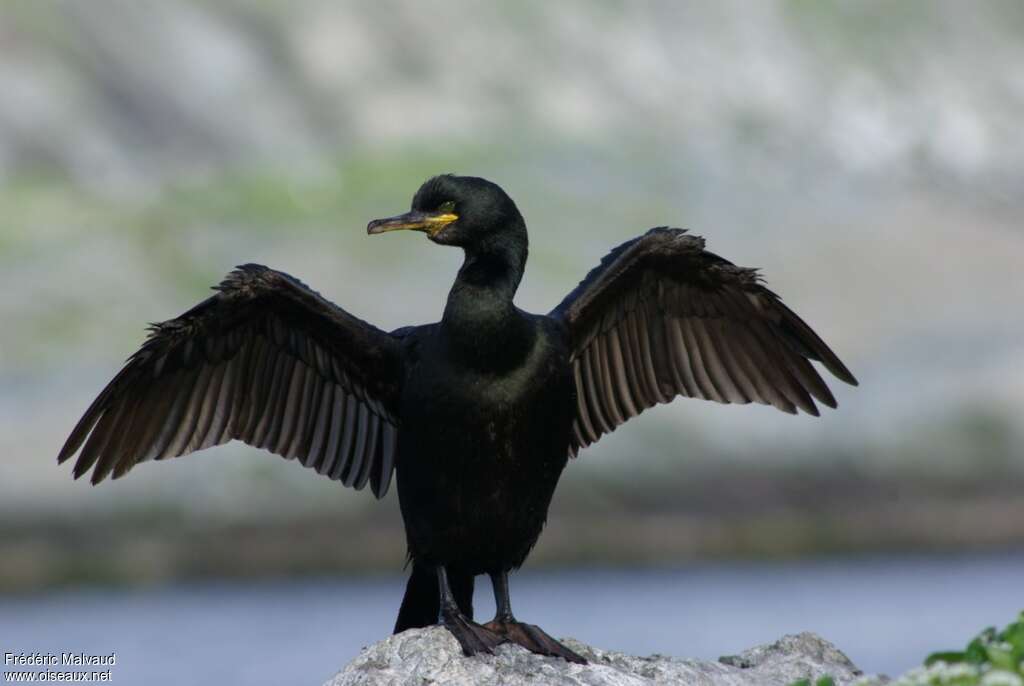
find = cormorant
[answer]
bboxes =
[59,175,857,663]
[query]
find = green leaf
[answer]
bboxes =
[965,628,998,664]
[925,651,967,665]
[999,619,1024,654]
[986,645,1017,671]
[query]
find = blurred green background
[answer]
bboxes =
[2,0,1023,595]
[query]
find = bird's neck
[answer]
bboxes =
[441,238,532,370]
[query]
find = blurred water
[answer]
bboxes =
[2,554,1021,684]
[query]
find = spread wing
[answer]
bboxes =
[58,264,404,497]
[550,228,858,456]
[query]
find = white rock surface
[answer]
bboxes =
[324,626,885,686]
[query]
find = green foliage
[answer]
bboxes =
[789,614,1024,686]
[790,677,835,686]
[896,612,1024,685]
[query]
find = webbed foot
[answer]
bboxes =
[483,618,587,664]
[442,609,504,657]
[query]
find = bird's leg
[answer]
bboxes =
[490,568,515,623]
[483,571,587,664]
[437,566,502,657]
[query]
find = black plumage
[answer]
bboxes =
[59,174,856,663]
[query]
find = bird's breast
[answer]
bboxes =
[399,320,573,456]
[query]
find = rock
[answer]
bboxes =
[324,626,885,686]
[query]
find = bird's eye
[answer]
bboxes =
[438,200,456,213]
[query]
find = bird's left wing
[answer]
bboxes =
[58,264,404,497]
[549,228,857,456]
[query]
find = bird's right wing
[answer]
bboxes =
[58,264,404,497]
[550,228,857,456]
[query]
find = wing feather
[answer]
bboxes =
[582,346,611,434]
[74,400,128,480]
[551,228,857,454]
[304,381,335,470]
[319,390,346,478]
[58,265,403,498]
[354,411,380,491]
[373,421,397,497]
[607,326,639,418]
[331,394,359,482]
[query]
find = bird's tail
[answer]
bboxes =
[394,563,475,633]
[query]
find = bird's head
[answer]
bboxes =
[367,175,525,250]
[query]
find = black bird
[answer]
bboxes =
[59,175,857,663]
